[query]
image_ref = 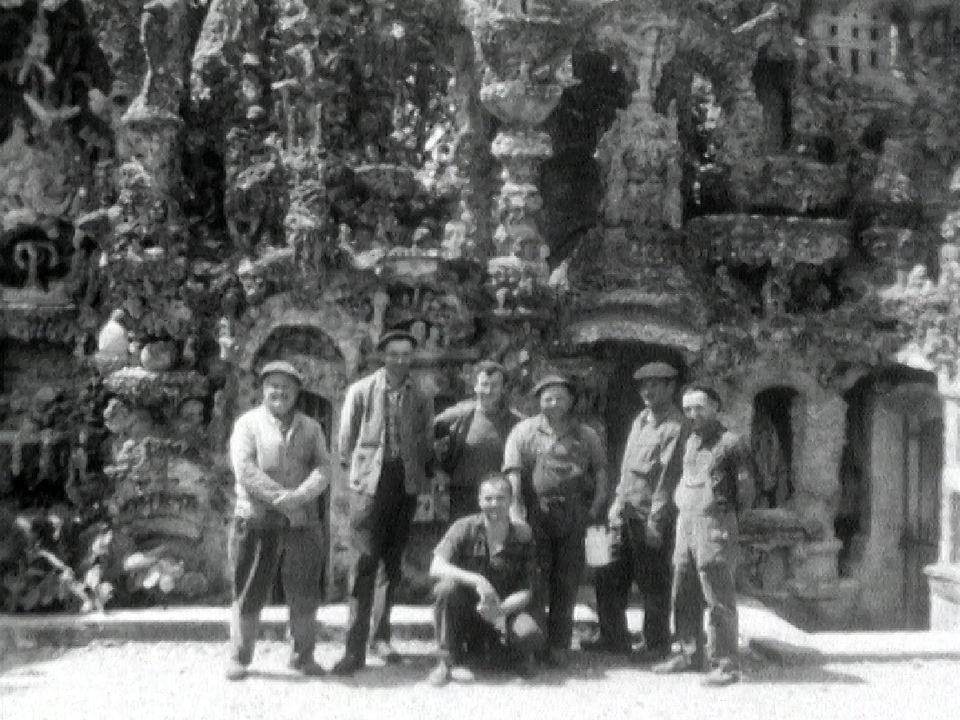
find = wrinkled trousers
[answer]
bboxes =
[672,510,739,672]
[228,518,324,665]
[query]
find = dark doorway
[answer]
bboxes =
[752,387,799,509]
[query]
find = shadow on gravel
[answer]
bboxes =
[0,646,66,678]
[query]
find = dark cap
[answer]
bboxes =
[633,362,679,381]
[375,330,419,351]
[258,360,303,385]
[475,359,507,376]
[531,374,576,397]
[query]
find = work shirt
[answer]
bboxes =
[434,400,522,488]
[676,421,752,516]
[230,406,330,528]
[503,415,607,499]
[434,514,537,598]
[616,407,685,533]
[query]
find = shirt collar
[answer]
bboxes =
[376,367,414,393]
[260,406,301,434]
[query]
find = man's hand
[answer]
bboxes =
[434,435,452,458]
[644,522,663,549]
[274,491,304,515]
[607,499,624,528]
[509,503,526,524]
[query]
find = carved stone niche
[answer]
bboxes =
[724,357,846,593]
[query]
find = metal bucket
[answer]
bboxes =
[585,525,614,567]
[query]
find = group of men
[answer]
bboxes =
[225,328,753,689]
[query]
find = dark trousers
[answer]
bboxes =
[529,497,586,652]
[228,518,324,664]
[593,518,674,650]
[343,458,417,660]
[434,580,543,665]
[673,511,739,672]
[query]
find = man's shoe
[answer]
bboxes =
[702,667,740,687]
[581,637,632,654]
[225,660,249,681]
[331,654,364,676]
[513,656,537,680]
[370,640,402,664]
[427,660,452,687]
[536,648,566,668]
[651,653,697,674]
[288,656,326,677]
[632,645,671,665]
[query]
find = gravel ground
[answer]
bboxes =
[1,641,958,720]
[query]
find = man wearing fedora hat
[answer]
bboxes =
[333,329,434,675]
[226,360,330,680]
[503,374,608,666]
[584,361,685,661]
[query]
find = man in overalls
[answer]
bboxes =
[503,375,608,666]
[653,384,755,686]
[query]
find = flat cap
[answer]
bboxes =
[531,374,576,397]
[633,362,679,381]
[475,359,507,376]
[258,360,303,385]
[376,329,419,351]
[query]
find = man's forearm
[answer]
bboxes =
[429,555,483,590]
[499,589,532,617]
[237,465,292,505]
[288,468,329,504]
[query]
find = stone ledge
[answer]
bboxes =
[729,157,850,215]
[686,214,851,266]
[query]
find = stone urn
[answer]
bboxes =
[140,341,177,372]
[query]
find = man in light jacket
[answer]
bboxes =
[333,330,434,675]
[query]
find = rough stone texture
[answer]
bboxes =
[80,0,147,103]
[592,5,682,229]
[686,214,851,267]
[727,156,850,215]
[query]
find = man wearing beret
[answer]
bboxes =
[333,330,434,675]
[503,375,609,666]
[584,362,685,662]
[433,360,523,522]
[226,361,330,680]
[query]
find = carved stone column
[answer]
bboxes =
[463,1,584,278]
[592,8,682,229]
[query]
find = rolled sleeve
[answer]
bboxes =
[434,518,469,563]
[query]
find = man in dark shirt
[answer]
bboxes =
[585,362,685,661]
[654,384,755,687]
[433,360,523,521]
[427,473,544,686]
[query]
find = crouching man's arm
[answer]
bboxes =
[430,552,499,607]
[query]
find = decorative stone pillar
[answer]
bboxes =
[463,1,584,276]
[592,8,682,229]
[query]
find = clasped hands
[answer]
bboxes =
[473,575,505,629]
[606,500,663,548]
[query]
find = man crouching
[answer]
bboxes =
[426,473,544,686]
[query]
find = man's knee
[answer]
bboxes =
[509,612,545,655]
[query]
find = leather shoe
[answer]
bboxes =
[702,667,740,687]
[370,640,402,664]
[225,660,248,681]
[331,655,364,676]
[631,645,671,664]
[288,656,326,677]
[652,653,699,674]
[581,637,632,655]
[536,648,566,668]
[427,660,452,687]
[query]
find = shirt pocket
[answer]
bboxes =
[256,437,283,475]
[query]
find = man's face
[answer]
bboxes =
[474,370,505,408]
[383,338,414,379]
[639,378,675,410]
[682,389,718,432]
[478,479,511,523]
[539,384,573,420]
[262,373,299,417]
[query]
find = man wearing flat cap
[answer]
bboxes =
[585,361,685,662]
[333,329,434,675]
[226,360,331,680]
[502,374,608,666]
[433,360,523,522]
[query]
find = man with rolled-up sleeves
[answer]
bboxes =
[226,361,330,680]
